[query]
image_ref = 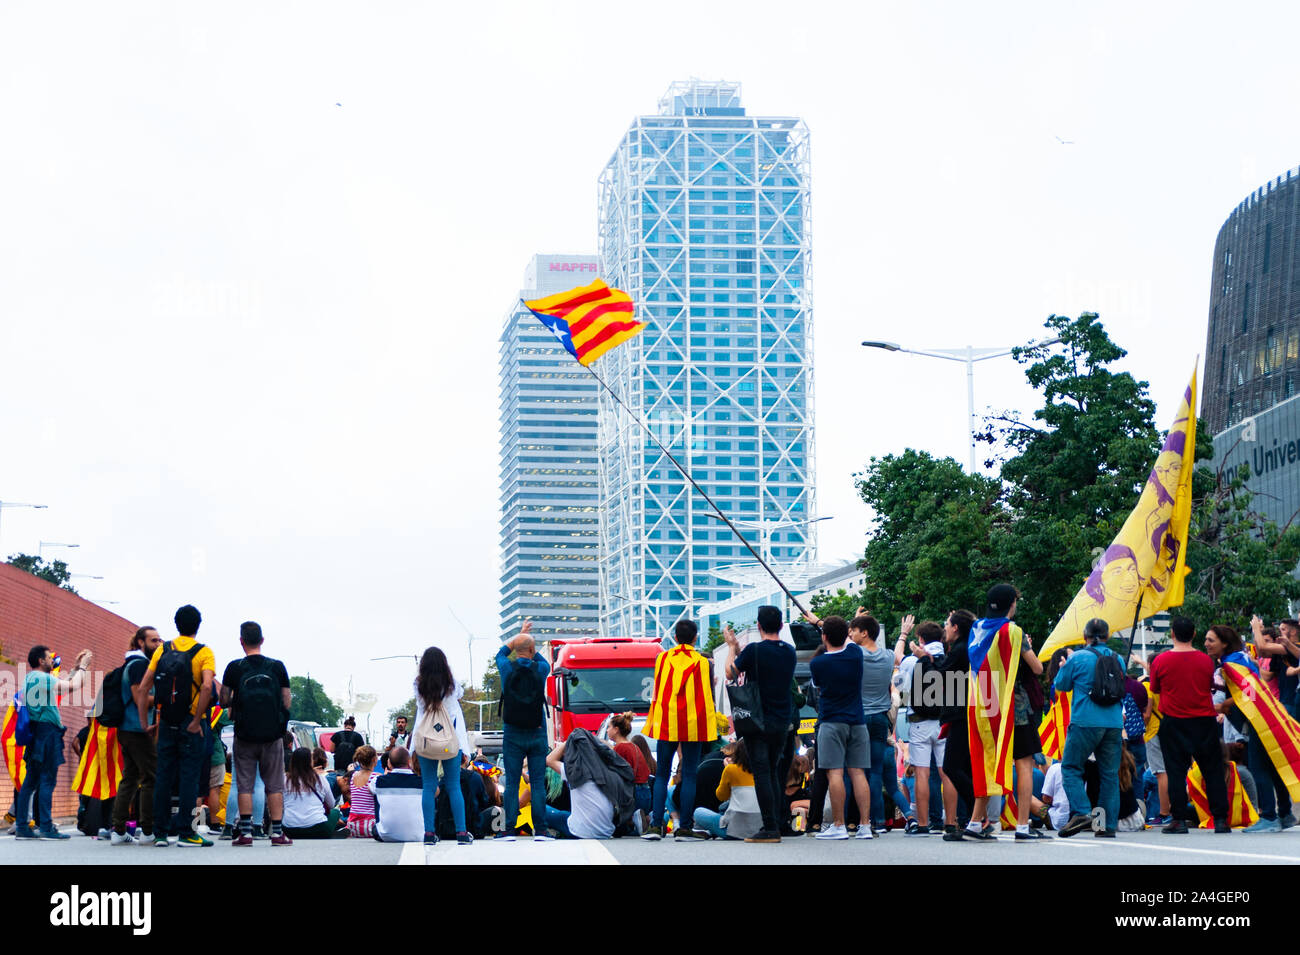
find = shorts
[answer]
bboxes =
[817,722,870,770]
[208,762,224,790]
[908,719,946,766]
[1146,733,1165,774]
[234,737,286,795]
[347,815,375,839]
[1013,722,1043,760]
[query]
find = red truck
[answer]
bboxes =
[545,637,663,743]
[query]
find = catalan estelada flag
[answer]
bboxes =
[523,279,645,367]
[71,718,124,800]
[1222,652,1300,802]
[644,645,718,743]
[1188,761,1257,829]
[1038,691,1072,762]
[967,617,1024,797]
[1,703,25,790]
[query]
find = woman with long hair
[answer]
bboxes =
[631,735,657,777]
[282,747,347,839]
[608,713,652,815]
[412,646,472,846]
[693,740,762,840]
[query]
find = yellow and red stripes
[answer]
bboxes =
[644,645,718,743]
[0,705,24,789]
[967,621,1023,797]
[1223,661,1300,802]
[1038,691,1072,762]
[1188,761,1257,829]
[523,280,646,367]
[71,718,124,800]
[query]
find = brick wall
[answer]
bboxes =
[0,562,138,819]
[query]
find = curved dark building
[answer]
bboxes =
[1203,166,1300,434]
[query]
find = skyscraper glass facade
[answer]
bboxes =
[597,80,816,639]
[498,254,602,641]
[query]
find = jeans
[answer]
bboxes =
[866,712,911,827]
[154,720,208,837]
[1247,726,1291,821]
[1126,738,1148,788]
[418,754,465,834]
[693,806,728,838]
[654,739,702,829]
[502,725,548,832]
[1061,725,1121,832]
[225,767,266,828]
[16,721,64,833]
[113,729,156,835]
[543,804,574,838]
[742,729,789,832]
[634,783,652,814]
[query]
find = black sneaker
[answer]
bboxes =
[423,831,438,846]
[942,825,965,842]
[1058,813,1093,838]
[1161,819,1189,834]
[970,824,998,842]
[640,824,665,841]
[252,825,266,840]
[744,829,781,843]
[1214,818,1232,834]
[1015,829,1047,841]
[905,824,931,837]
[218,824,236,841]
[1094,830,1116,838]
[455,831,473,846]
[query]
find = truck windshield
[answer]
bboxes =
[564,668,655,714]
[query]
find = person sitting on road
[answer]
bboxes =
[281,746,347,840]
[371,746,423,843]
[346,746,379,839]
[542,729,636,839]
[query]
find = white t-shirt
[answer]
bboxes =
[283,773,334,829]
[558,765,614,839]
[1041,763,1070,830]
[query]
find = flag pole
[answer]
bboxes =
[1124,594,1143,664]
[582,361,811,618]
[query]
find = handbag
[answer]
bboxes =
[726,644,766,737]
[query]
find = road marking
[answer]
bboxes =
[1053,836,1300,863]
[399,839,619,865]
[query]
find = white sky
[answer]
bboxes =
[2,1,1297,732]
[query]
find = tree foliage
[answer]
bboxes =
[7,553,78,594]
[289,675,343,726]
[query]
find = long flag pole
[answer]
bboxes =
[582,361,810,618]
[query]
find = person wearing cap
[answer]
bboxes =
[1053,618,1124,838]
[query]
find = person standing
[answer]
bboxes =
[1149,616,1228,834]
[724,605,797,844]
[808,616,872,841]
[14,645,93,840]
[642,619,718,841]
[138,605,216,848]
[1054,618,1125,838]
[411,647,472,846]
[331,716,365,774]
[110,627,161,844]
[495,620,551,841]
[219,621,293,847]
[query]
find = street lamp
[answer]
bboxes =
[861,337,1061,472]
[0,501,47,553]
[38,541,79,559]
[702,513,832,570]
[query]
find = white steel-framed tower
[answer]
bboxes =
[597,80,816,640]
[498,254,604,641]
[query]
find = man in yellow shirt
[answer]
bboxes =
[137,604,216,847]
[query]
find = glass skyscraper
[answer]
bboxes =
[498,254,602,641]
[597,80,816,639]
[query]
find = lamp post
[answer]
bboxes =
[861,338,1060,472]
[702,513,832,570]
[38,541,78,560]
[0,501,47,553]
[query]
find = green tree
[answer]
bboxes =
[6,553,78,595]
[388,697,415,732]
[289,675,343,726]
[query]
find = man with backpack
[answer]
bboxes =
[103,626,162,844]
[220,621,293,847]
[496,620,550,840]
[137,604,217,847]
[1054,617,1126,838]
[332,716,365,773]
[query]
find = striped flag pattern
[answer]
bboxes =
[1038,691,1072,761]
[523,280,646,367]
[967,618,1023,797]
[0,704,25,790]
[1188,761,1257,829]
[1223,659,1300,802]
[644,645,718,743]
[71,718,124,800]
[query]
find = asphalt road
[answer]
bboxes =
[4,825,1300,865]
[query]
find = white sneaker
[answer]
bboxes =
[110,831,137,845]
[815,823,850,840]
[855,826,874,839]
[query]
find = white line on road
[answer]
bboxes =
[398,839,619,866]
[1053,837,1300,863]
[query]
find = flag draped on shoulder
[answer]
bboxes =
[523,279,645,367]
[1041,368,1198,657]
[1221,652,1300,802]
[71,718,124,800]
[0,703,24,789]
[967,617,1023,797]
[1188,761,1257,829]
[1037,690,1072,762]
[644,645,718,743]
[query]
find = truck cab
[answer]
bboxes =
[545,637,663,744]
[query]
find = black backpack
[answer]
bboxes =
[155,642,202,726]
[96,662,130,728]
[233,658,286,743]
[1086,647,1126,707]
[501,661,545,730]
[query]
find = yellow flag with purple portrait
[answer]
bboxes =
[1040,367,1198,657]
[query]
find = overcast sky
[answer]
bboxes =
[2,2,1297,732]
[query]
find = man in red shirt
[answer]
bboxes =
[1149,617,1228,834]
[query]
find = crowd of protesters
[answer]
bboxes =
[9,587,1300,847]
